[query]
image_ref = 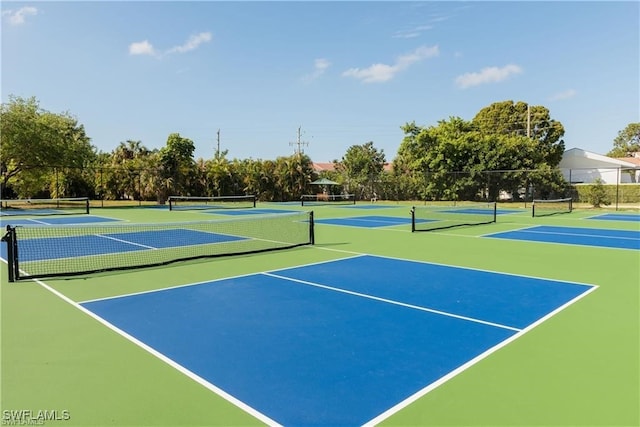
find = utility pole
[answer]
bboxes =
[215,129,221,158]
[289,126,309,156]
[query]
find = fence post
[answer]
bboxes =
[616,167,620,211]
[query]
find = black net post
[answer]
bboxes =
[1,226,19,282]
[309,211,315,245]
[410,207,416,233]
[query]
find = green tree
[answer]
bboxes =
[393,114,567,201]
[607,123,640,157]
[587,178,611,208]
[472,100,565,165]
[392,122,433,200]
[273,154,313,201]
[236,158,276,200]
[207,150,235,197]
[335,142,386,200]
[105,140,153,200]
[157,133,196,202]
[0,95,96,198]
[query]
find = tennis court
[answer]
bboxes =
[485,225,640,250]
[588,213,640,222]
[314,215,414,228]
[0,197,91,216]
[0,229,248,262]
[79,255,594,426]
[1,201,638,426]
[205,208,299,216]
[0,215,122,226]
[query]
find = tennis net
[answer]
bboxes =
[532,198,573,217]
[411,202,497,232]
[301,194,356,206]
[168,195,256,211]
[0,197,90,216]
[2,211,314,281]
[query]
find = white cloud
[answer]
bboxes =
[2,6,38,25]
[397,45,439,67]
[343,45,439,83]
[302,58,331,82]
[549,89,577,101]
[455,64,523,89]
[165,32,212,54]
[129,40,156,56]
[129,32,212,58]
[343,63,397,83]
[392,25,433,39]
[429,15,450,23]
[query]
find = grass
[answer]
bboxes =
[1,201,638,426]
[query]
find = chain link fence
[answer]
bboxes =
[3,165,639,210]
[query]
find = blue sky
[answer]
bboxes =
[2,1,638,162]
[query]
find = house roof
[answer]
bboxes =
[312,162,393,172]
[312,162,336,172]
[615,156,640,166]
[560,148,638,168]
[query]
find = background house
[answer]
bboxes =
[559,148,639,184]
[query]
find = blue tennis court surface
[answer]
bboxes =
[0,208,71,216]
[588,213,640,222]
[0,216,121,226]
[314,215,417,228]
[485,225,640,250]
[205,208,298,216]
[339,204,401,209]
[80,255,594,426]
[0,229,247,262]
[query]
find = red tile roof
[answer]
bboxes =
[615,157,640,166]
[312,162,336,172]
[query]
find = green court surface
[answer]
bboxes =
[1,202,638,426]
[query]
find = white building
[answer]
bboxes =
[559,148,639,184]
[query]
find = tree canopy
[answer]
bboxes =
[334,141,386,199]
[1,95,576,203]
[472,100,565,165]
[607,123,640,157]
[0,95,96,197]
[392,101,568,201]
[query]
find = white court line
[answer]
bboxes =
[362,284,598,426]
[96,233,158,249]
[26,218,50,225]
[20,274,282,427]
[481,226,640,251]
[79,253,365,304]
[311,248,596,288]
[3,250,599,426]
[263,272,521,332]
[78,271,263,304]
[516,228,640,241]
